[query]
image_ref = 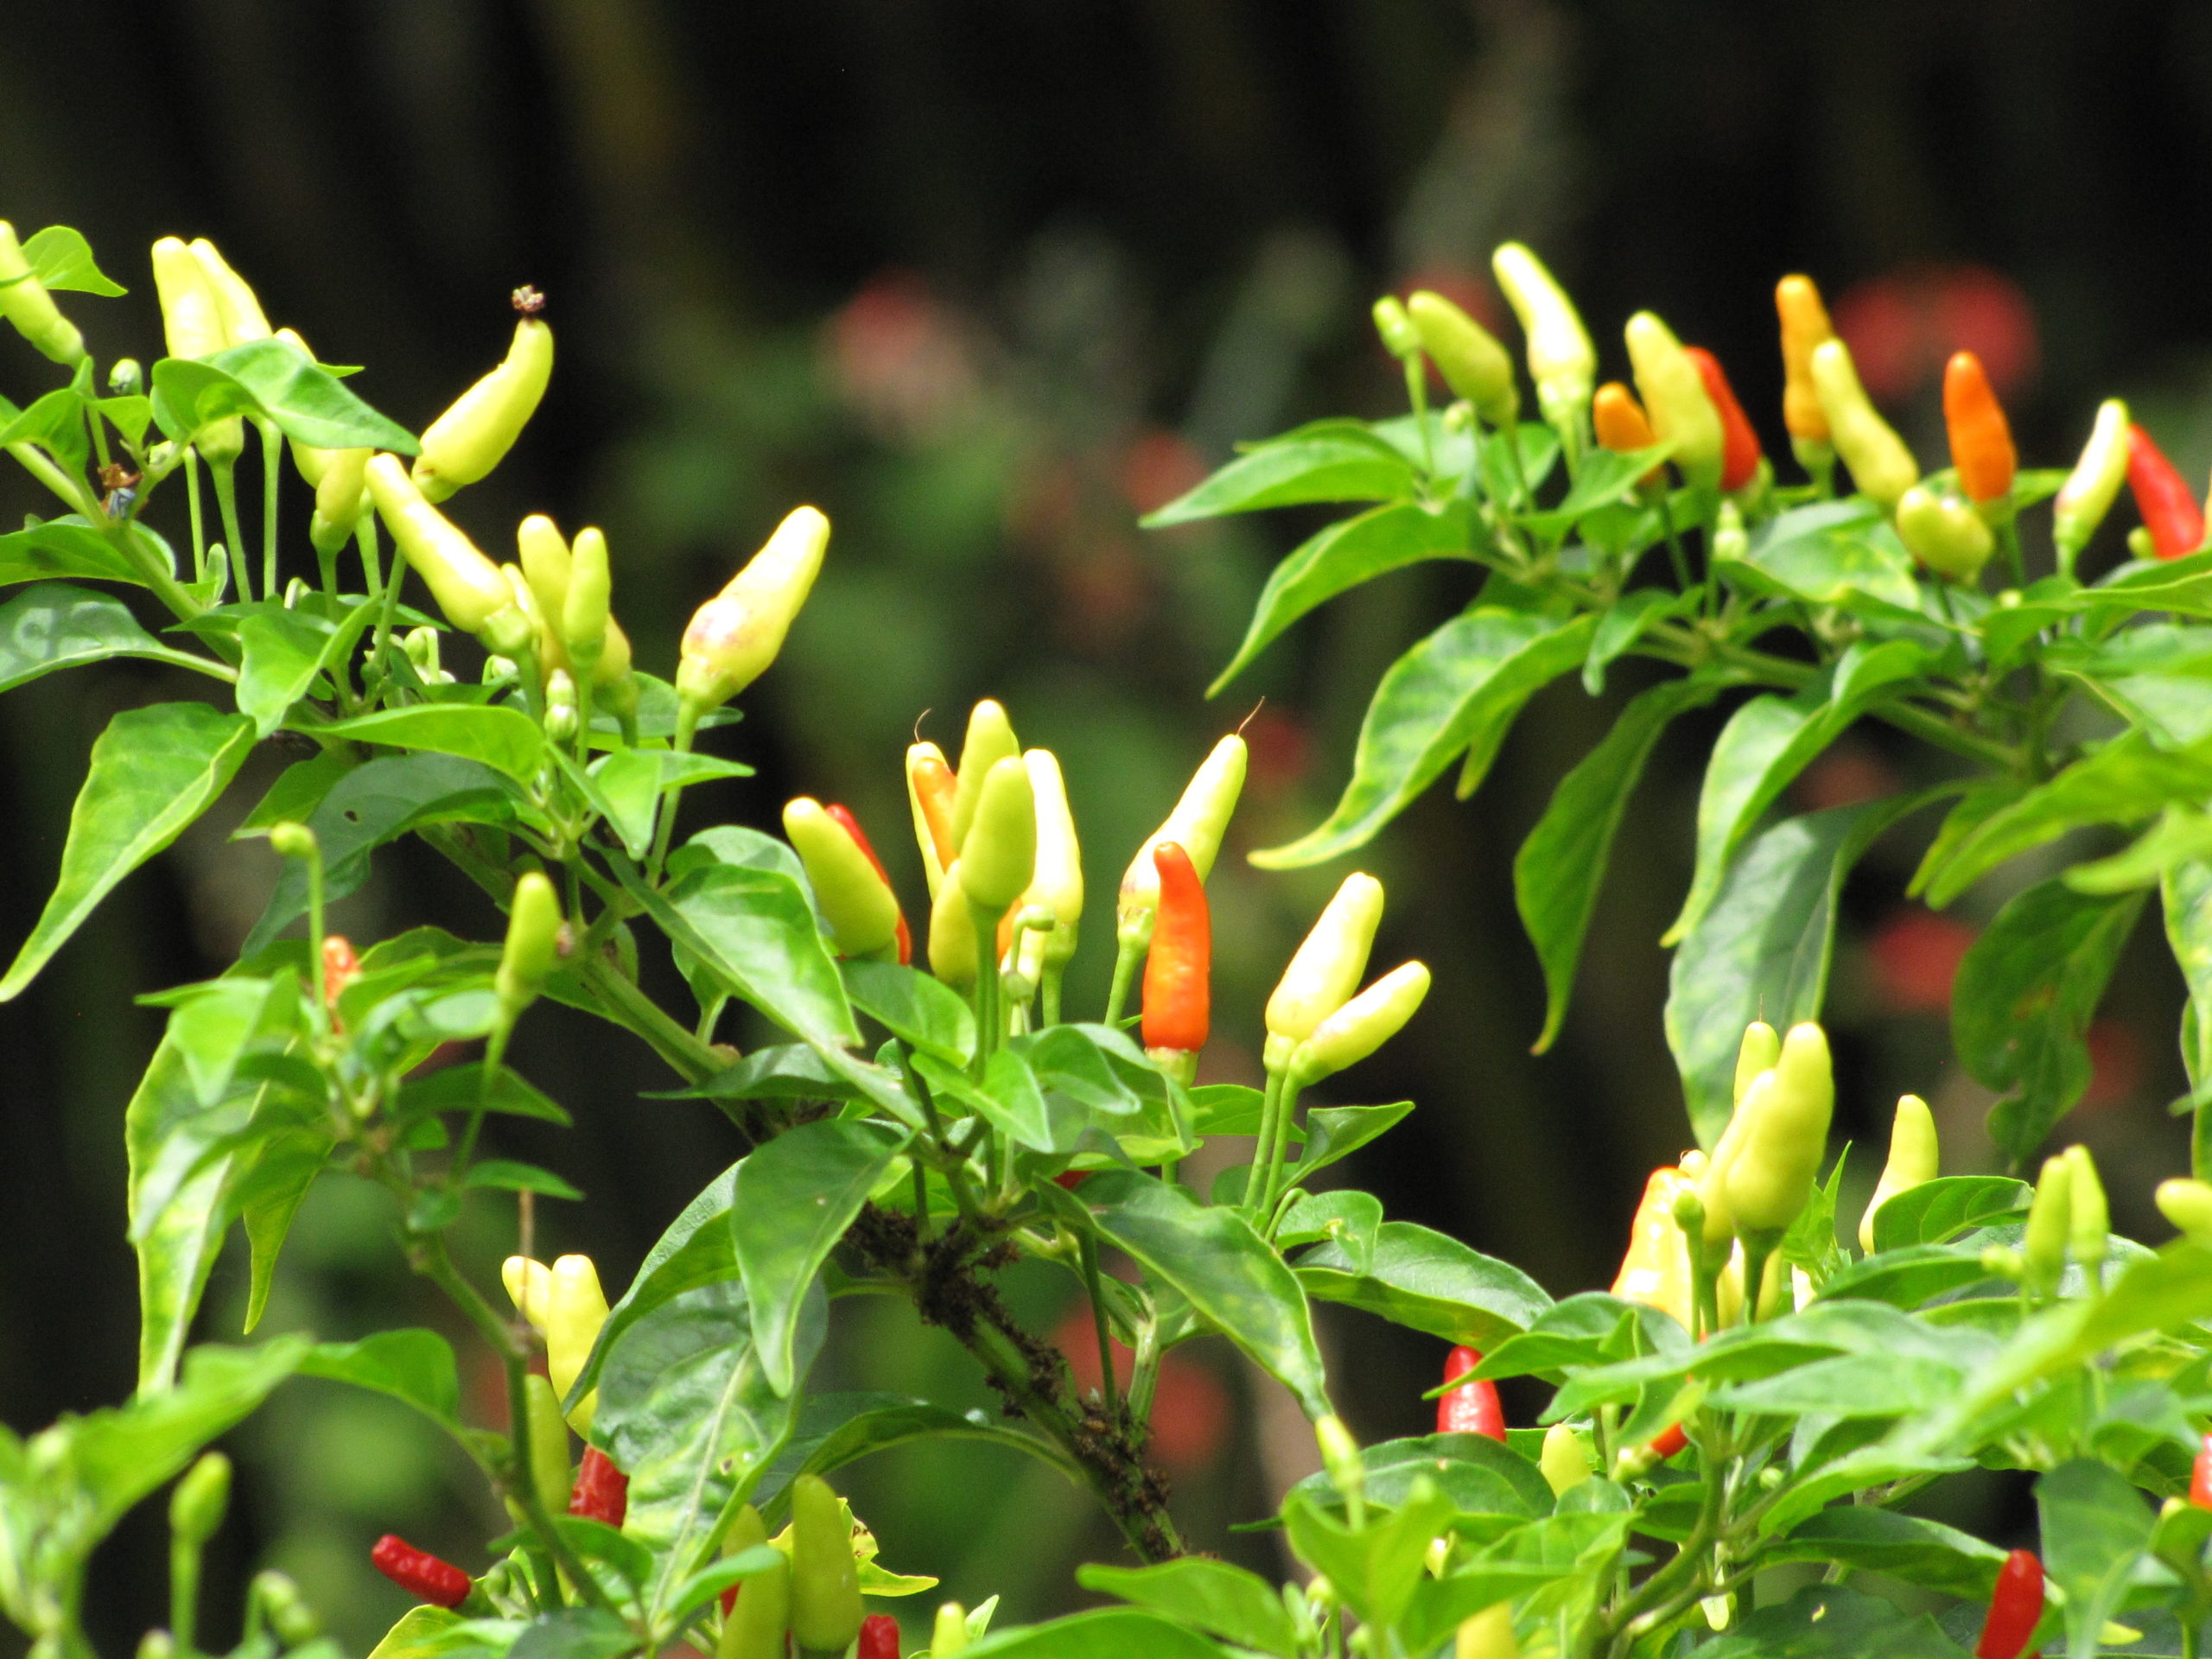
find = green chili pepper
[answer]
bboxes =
[543,670,579,742]
[1287,961,1430,1085]
[1809,339,1918,508]
[1117,734,1248,951]
[959,757,1037,917]
[518,1373,569,1522]
[563,526,613,677]
[785,797,904,958]
[1720,1021,1833,1237]
[928,861,980,988]
[1491,242,1595,441]
[932,1602,971,1655]
[2022,1152,2073,1300]
[787,1475,861,1656]
[1370,296,1420,359]
[188,238,270,346]
[677,506,831,717]
[308,447,369,559]
[517,513,574,666]
[949,699,1021,849]
[0,221,83,365]
[170,1452,231,1547]
[1857,1094,1938,1252]
[496,872,563,1014]
[1895,484,1994,583]
[150,236,243,462]
[1711,499,1748,563]
[719,1506,790,1659]
[2066,1144,2108,1282]
[2053,398,2132,575]
[365,456,531,649]
[1538,1422,1591,1497]
[412,311,555,502]
[1733,1020,1780,1107]
[2158,1178,2212,1242]
[1015,749,1083,982]
[1624,311,1724,490]
[1456,1603,1522,1659]
[1408,291,1518,426]
[1263,872,1384,1073]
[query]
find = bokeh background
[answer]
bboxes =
[4,1,2212,1650]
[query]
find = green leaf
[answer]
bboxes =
[1282,1431,1553,1522]
[297,1329,462,1426]
[915,1046,1076,1152]
[465,1160,582,1199]
[504,1608,635,1659]
[2164,860,2212,1116]
[1769,1509,2011,1599]
[1667,796,1933,1148]
[1581,588,1689,696]
[1733,499,1924,612]
[1518,677,1724,1052]
[569,1165,741,1405]
[842,959,974,1065]
[1905,779,2029,899]
[1295,1219,1551,1352]
[959,1609,1233,1658]
[0,518,148,587]
[757,1392,1077,1501]
[1210,500,1479,694]
[675,1044,869,1103]
[1923,732,2212,907]
[0,701,255,1001]
[236,1126,334,1330]
[2050,622,2212,750]
[0,583,211,690]
[204,339,418,452]
[1287,1102,1414,1185]
[236,605,338,736]
[1282,1480,1456,1630]
[1954,877,2146,1166]
[0,388,90,473]
[1076,1560,1298,1657]
[1694,1585,1971,1658]
[1869,1177,2033,1251]
[579,748,754,860]
[731,1119,904,1395]
[1142,421,1416,527]
[237,750,355,835]
[1665,640,1930,945]
[1252,608,1596,869]
[21,226,125,296]
[1081,1169,1332,1420]
[1705,1351,1967,1416]
[318,704,546,785]
[2040,1459,2155,1659]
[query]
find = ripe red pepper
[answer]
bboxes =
[2126,424,2205,560]
[569,1446,627,1528]
[1942,352,2016,504]
[1140,842,1210,1054]
[1649,1421,1688,1459]
[825,803,912,965]
[858,1613,901,1659]
[1974,1549,2044,1659]
[2192,1430,2212,1509]
[1685,346,1763,492]
[1435,1345,1506,1440]
[322,934,361,1017]
[370,1535,471,1609]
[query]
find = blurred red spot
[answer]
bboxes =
[1054,1307,1229,1470]
[1868,908,1977,1012]
[1833,264,2037,403]
[2083,1019,2144,1110]
[1795,746,1897,811]
[826,270,978,438]
[1399,265,1505,334]
[1240,706,1311,799]
[1122,429,1209,518]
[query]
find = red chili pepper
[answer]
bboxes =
[568,1446,628,1528]
[1649,1421,1688,1459]
[322,934,361,1013]
[825,803,912,965]
[1435,1345,1506,1440]
[1942,352,2016,504]
[1141,842,1210,1054]
[858,1614,901,1659]
[370,1535,472,1609]
[2193,1430,2212,1510]
[1053,1171,1090,1190]
[1685,346,1763,492]
[2127,424,2205,561]
[1974,1549,2044,1659]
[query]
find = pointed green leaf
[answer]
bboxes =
[1077,1559,1300,1656]
[1732,499,1923,612]
[958,1609,1233,1658]
[1,701,255,1001]
[237,606,337,736]
[0,518,147,587]
[0,582,211,690]
[2039,1459,2152,1659]
[2164,861,2212,1126]
[205,339,417,452]
[1296,1219,1551,1353]
[21,226,125,296]
[317,703,545,784]
[1143,421,1415,527]
[297,1329,463,1426]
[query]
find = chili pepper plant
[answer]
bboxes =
[10,219,2212,1659]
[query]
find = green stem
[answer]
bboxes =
[646,702,699,885]
[213,459,251,602]
[366,512,406,699]
[1040,965,1065,1027]
[186,447,207,582]
[1245,1069,1286,1218]
[1103,933,1141,1027]
[258,418,281,601]
[1258,1074,1303,1218]
[452,1020,512,1182]
[575,953,725,1084]
[1402,357,1437,478]
[1078,1232,1121,1421]
[970,900,1005,1077]
[169,1530,203,1659]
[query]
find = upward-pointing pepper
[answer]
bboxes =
[2126,424,2205,560]
[0,222,83,365]
[1624,312,1723,491]
[1684,346,1764,493]
[785,798,906,963]
[1406,289,1519,427]
[1722,1021,1833,1237]
[1491,243,1595,441]
[1263,872,1384,1073]
[677,506,830,715]
[1141,842,1209,1072]
[2053,400,2131,572]
[412,306,555,502]
[1858,1094,1938,1252]
[1774,275,1836,448]
[1117,734,1247,953]
[1592,384,1665,489]
[1942,352,2016,505]
[906,741,959,897]
[1810,339,1918,508]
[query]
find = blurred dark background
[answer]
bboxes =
[3,0,2212,1649]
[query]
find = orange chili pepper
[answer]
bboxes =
[1942,352,2016,504]
[1140,842,1209,1054]
[1685,346,1763,492]
[824,804,911,965]
[1592,382,1663,486]
[912,751,958,868]
[321,934,362,1011]
[1775,274,1835,443]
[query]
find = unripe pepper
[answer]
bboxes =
[1407,290,1519,426]
[788,1475,862,1656]
[1895,485,1995,582]
[365,456,529,648]
[372,1536,472,1609]
[1313,1414,1364,1508]
[1722,1022,1834,1236]
[1942,352,2016,504]
[1611,1165,1698,1328]
[2022,1152,2073,1300]
[504,1254,608,1432]
[1457,1604,1521,1659]
[2158,1177,2212,1240]
[0,221,83,365]
[2066,1144,2108,1279]
[1624,312,1724,491]
[1370,296,1421,359]
[1538,1422,1591,1496]
[563,526,613,677]
[1436,1346,1506,1440]
[856,1615,900,1659]
[785,798,906,961]
[2126,424,2205,560]
[1491,243,1595,437]
[171,1452,231,1546]
[1141,842,1210,1064]
[1700,1023,1779,1249]
[829,804,912,966]
[718,1505,790,1659]
[1116,734,1248,952]
[1264,872,1385,1072]
[1974,1549,2044,1659]
[931,1602,970,1655]
[1015,750,1083,982]
[543,670,580,742]
[309,446,370,559]
[569,1446,627,1528]
[1683,347,1763,493]
[2053,400,2131,570]
[518,1373,570,1521]
[1775,275,1835,445]
[1810,339,1918,508]
[906,742,959,898]
[188,238,271,346]
[2194,1433,2212,1510]
[1734,1021,1780,1107]
[150,237,244,462]
[1711,499,1748,563]
[412,309,555,502]
[496,872,563,1014]
[1858,1094,1938,1252]
[677,505,830,715]
[949,700,1021,849]
[960,758,1037,916]
[517,514,574,671]
[1287,961,1431,1084]
[1592,384,1665,489]
[927,861,980,988]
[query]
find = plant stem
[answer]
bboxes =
[1245,1069,1286,1219]
[646,702,699,885]
[1103,933,1141,1027]
[1078,1231,1120,1421]
[186,448,207,582]
[970,900,1004,1077]
[258,418,281,600]
[576,954,726,1084]
[213,459,251,602]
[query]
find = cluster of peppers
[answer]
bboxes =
[1382,247,2212,589]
